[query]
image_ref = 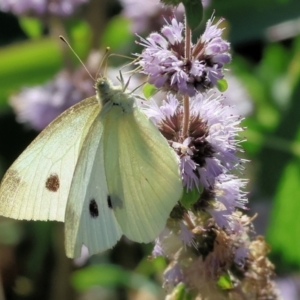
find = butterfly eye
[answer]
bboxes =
[45,174,60,192]
[89,199,99,218]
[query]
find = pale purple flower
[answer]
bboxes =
[0,0,87,16]
[74,245,89,266]
[199,14,231,68]
[120,0,185,33]
[276,278,298,300]
[205,174,248,229]
[142,92,244,191]
[178,222,194,247]
[234,246,249,265]
[215,174,248,211]
[152,239,165,258]
[222,73,254,116]
[10,69,94,131]
[163,262,184,292]
[121,0,212,34]
[137,16,231,96]
[152,220,195,260]
[180,155,201,191]
[207,205,231,229]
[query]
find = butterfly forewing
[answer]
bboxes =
[0,96,100,222]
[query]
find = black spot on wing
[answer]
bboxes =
[45,174,60,192]
[89,199,99,218]
[107,196,112,209]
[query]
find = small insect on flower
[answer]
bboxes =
[136,15,231,96]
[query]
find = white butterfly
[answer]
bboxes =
[0,75,183,258]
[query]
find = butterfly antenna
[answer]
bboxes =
[120,56,141,72]
[128,65,143,74]
[107,54,140,76]
[108,53,136,63]
[59,35,95,81]
[95,47,111,79]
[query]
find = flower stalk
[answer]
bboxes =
[182,16,191,138]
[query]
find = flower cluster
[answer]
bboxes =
[0,0,87,17]
[143,89,247,231]
[144,93,244,186]
[137,16,231,96]
[10,57,96,130]
[138,15,279,299]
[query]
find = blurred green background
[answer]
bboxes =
[0,0,300,299]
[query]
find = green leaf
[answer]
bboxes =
[180,186,203,209]
[19,17,43,39]
[217,273,233,290]
[65,19,92,57]
[26,222,54,276]
[101,16,133,52]
[135,256,167,276]
[173,283,186,300]
[217,79,228,92]
[267,159,300,266]
[209,0,300,46]
[168,283,193,300]
[182,0,204,30]
[72,264,127,290]
[71,264,160,296]
[0,38,62,109]
[143,83,157,99]
[0,220,23,245]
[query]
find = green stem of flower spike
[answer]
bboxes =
[182,16,191,138]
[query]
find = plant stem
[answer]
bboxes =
[184,212,195,229]
[182,16,191,138]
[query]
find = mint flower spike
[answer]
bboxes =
[136,9,279,299]
[136,15,231,97]
[142,92,245,191]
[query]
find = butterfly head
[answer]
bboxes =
[95,76,114,104]
[95,76,135,113]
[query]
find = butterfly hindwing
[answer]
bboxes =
[103,106,182,243]
[0,96,100,222]
[65,115,122,258]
